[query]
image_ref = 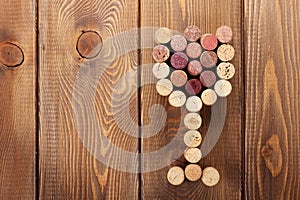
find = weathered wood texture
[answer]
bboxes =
[0,0,36,199]
[141,0,242,199]
[1,0,300,199]
[39,0,139,199]
[245,0,300,199]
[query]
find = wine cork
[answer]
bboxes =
[201,89,217,106]
[185,96,203,112]
[200,51,218,68]
[153,45,170,63]
[170,52,188,69]
[156,79,173,96]
[170,70,188,87]
[201,167,220,187]
[184,130,202,147]
[216,26,233,43]
[200,34,218,50]
[185,164,202,182]
[152,62,170,79]
[170,35,187,52]
[155,27,172,44]
[186,42,202,59]
[184,148,202,163]
[217,44,235,62]
[214,80,232,97]
[217,62,235,80]
[168,90,187,107]
[185,79,202,95]
[184,113,202,130]
[167,166,185,186]
[200,71,217,88]
[184,25,201,42]
[187,60,203,76]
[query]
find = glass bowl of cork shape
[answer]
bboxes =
[152,25,235,187]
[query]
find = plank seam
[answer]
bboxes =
[35,0,40,199]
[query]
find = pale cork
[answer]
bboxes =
[201,167,220,187]
[152,62,170,79]
[201,89,218,106]
[156,79,173,96]
[168,90,187,107]
[184,113,202,130]
[167,166,185,186]
[185,164,202,182]
[214,80,232,97]
[217,44,235,62]
[184,130,202,148]
[184,147,202,163]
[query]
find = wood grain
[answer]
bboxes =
[0,0,36,199]
[245,0,300,199]
[140,0,242,199]
[39,0,139,199]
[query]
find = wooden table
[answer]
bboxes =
[0,0,299,199]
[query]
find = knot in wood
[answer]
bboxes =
[76,31,102,59]
[0,42,24,68]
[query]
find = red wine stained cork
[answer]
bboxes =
[156,79,173,96]
[216,25,233,43]
[200,51,218,68]
[184,130,202,147]
[201,167,220,187]
[185,79,202,95]
[170,52,188,69]
[214,80,232,97]
[184,148,202,163]
[217,44,235,62]
[200,34,218,50]
[200,71,217,88]
[188,60,203,76]
[168,90,187,107]
[184,113,202,130]
[170,70,188,87]
[201,89,218,106]
[153,45,170,63]
[185,96,203,112]
[170,35,187,52]
[155,27,172,44]
[217,62,235,80]
[167,166,185,186]
[152,62,170,79]
[185,164,202,182]
[186,42,202,59]
[184,25,201,42]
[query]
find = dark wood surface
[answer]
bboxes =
[0,0,36,199]
[245,0,300,199]
[38,0,139,199]
[0,0,299,199]
[141,0,242,199]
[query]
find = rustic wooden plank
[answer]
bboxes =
[245,0,300,199]
[140,0,242,199]
[0,0,36,199]
[39,0,139,198]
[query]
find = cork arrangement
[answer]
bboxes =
[152,25,235,187]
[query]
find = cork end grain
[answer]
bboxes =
[184,130,202,148]
[153,45,170,63]
[185,164,202,182]
[216,26,233,43]
[184,147,202,163]
[184,113,202,130]
[201,167,220,187]
[167,166,185,186]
